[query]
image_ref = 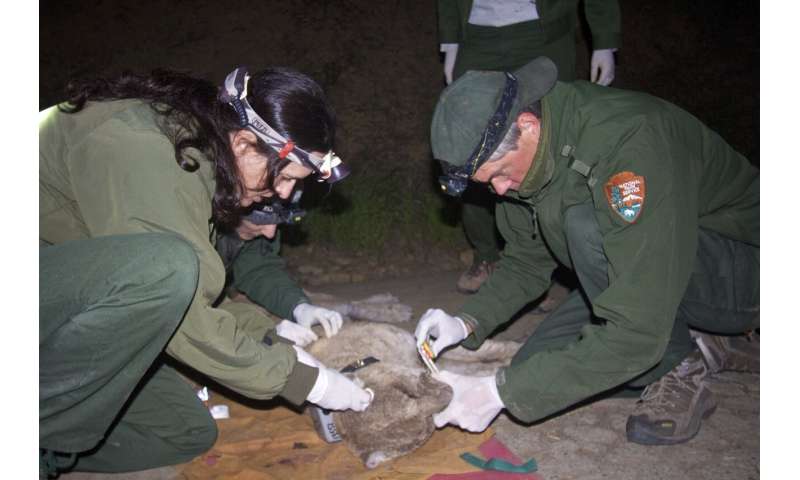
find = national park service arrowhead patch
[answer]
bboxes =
[604,171,646,223]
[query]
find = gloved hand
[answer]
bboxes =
[307,366,374,412]
[441,43,459,85]
[432,370,504,432]
[276,319,318,346]
[414,308,470,357]
[590,49,616,86]
[293,345,372,411]
[293,303,344,338]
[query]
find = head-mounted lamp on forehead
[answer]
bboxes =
[219,66,350,183]
[437,72,518,196]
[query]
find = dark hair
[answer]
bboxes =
[59,68,336,228]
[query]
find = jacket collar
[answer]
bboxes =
[515,95,555,199]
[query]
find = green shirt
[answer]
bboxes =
[39,99,316,404]
[458,81,759,422]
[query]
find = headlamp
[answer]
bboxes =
[437,72,518,196]
[220,66,350,184]
[243,189,306,226]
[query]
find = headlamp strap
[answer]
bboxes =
[221,66,343,180]
[464,72,519,176]
[223,68,250,127]
[278,141,295,159]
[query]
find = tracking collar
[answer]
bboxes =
[339,356,380,374]
[438,72,518,196]
[219,66,350,183]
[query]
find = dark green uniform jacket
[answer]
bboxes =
[458,81,759,422]
[438,0,621,51]
[39,99,317,404]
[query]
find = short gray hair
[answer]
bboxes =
[487,101,542,162]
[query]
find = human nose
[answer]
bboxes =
[490,177,510,196]
[276,179,297,200]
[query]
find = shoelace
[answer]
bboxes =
[639,359,704,411]
[468,261,495,276]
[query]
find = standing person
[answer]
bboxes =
[416,57,759,444]
[39,66,371,477]
[437,0,621,294]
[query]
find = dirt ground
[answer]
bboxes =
[61,270,759,480]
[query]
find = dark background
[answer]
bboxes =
[39,0,759,252]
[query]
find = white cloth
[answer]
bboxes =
[468,0,539,27]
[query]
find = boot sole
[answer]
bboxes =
[626,404,717,446]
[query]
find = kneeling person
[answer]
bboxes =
[416,57,759,445]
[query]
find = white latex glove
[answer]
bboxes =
[441,43,459,85]
[292,345,321,368]
[432,371,504,432]
[306,366,374,412]
[414,308,470,357]
[293,303,343,338]
[276,319,318,346]
[590,49,616,86]
[293,345,372,411]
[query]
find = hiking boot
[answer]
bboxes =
[626,351,717,445]
[456,259,496,294]
[691,329,760,374]
[40,449,77,479]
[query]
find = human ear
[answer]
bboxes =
[516,112,540,134]
[230,130,260,157]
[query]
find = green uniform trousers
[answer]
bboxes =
[511,204,760,389]
[455,20,577,263]
[40,233,218,473]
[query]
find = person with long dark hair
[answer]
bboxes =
[39,66,371,476]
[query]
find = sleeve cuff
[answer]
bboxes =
[495,367,517,414]
[591,33,621,51]
[457,312,485,350]
[262,329,292,346]
[440,42,459,53]
[279,362,319,406]
[290,297,310,322]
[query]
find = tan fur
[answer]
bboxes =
[307,321,521,468]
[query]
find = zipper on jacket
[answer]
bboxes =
[503,196,539,238]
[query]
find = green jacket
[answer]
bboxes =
[39,99,316,404]
[438,0,621,50]
[458,81,759,422]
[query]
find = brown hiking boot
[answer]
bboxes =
[456,259,496,294]
[691,329,760,374]
[626,351,717,445]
